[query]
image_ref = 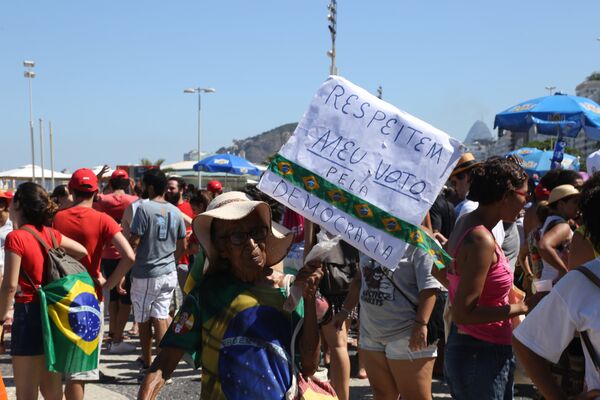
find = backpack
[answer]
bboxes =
[21,226,88,283]
[20,227,101,374]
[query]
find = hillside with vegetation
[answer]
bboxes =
[216,123,298,164]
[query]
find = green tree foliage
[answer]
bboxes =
[524,139,581,157]
[586,71,600,82]
[140,158,165,167]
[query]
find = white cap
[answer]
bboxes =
[587,150,600,175]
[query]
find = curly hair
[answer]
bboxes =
[13,182,58,227]
[467,156,528,205]
[579,172,600,251]
[539,169,581,191]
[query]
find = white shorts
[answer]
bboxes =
[359,328,437,361]
[131,271,177,323]
[65,302,104,381]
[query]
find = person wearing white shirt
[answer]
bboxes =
[513,175,600,399]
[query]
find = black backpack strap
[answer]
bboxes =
[378,261,417,309]
[575,266,600,374]
[19,226,48,291]
[18,266,38,291]
[21,226,51,252]
[575,266,600,289]
[48,230,59,249]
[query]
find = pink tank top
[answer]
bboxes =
[447,225,514,345]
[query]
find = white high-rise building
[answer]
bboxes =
[573,76,600,160]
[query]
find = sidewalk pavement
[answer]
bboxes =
[0,319,535,399]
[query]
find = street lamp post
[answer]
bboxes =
[545,86,556,96]
[327,0,337,75]
[23,60,36,182]
[184,87,216,189]
[39,118,45,188]
[49,121,55,189]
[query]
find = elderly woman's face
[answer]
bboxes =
[215,210,269,283]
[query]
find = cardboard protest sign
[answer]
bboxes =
[259,76,463,269]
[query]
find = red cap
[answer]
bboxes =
[111,169,129,180]
[207,180,223,194]
[0,190,13,205]
[69,168,98,193]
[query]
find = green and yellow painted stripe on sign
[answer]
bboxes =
[268,154,452,269]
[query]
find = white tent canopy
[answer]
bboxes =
[0,164,71,179]
[161,160,197,171]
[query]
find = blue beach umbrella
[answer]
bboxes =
[494,93,600,140]
[193,154,261,176]
[507,147,580,176]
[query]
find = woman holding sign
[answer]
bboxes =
[444,156,534,399]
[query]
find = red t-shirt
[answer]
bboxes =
[53,206,121,300]
[94,193,138,259]
[176,201,195,265]
[4,225,63,303]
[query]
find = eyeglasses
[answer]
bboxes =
[222,226,269,246]
[513,189,529,199]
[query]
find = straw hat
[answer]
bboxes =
[192,191,293,274]
[450,153,480,177]
[548,184,580,205]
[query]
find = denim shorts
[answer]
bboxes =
[359,329,438,361]
[444,325,515,400]
[11,302,44,356]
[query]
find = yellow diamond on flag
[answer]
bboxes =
[277,162,293,175]
[327,189,347,203]
[354,204,373,218]
[409,230,424,245]
[47,279,101,356]
[302,176,320,191]
[381,217,401,232]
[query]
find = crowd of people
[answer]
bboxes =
[0,152,599,400]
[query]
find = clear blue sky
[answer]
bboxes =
[2,1,599,172]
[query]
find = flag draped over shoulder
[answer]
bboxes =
[183,250,205,295]
[38,272,101,373]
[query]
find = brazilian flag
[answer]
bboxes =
[38,272,101,373]
[183,250,205,295]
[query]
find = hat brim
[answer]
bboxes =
[193,200,293,275]
[548,192,581,205]
[450,160,481,177]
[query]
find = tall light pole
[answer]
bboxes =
[545,85,556,95]
[327,0,337,75]
[377,85,383,99]
[49,121,55,189]
[39,118,45,188]
[23,60,36,182]
[184,87,216,189]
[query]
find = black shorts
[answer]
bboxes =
[101,258,132,305]
[11,302,44,356]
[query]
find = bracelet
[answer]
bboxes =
[414,319,428,326]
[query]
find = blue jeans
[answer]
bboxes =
[444,325,515,400]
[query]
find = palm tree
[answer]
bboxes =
[140,158,165,167]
